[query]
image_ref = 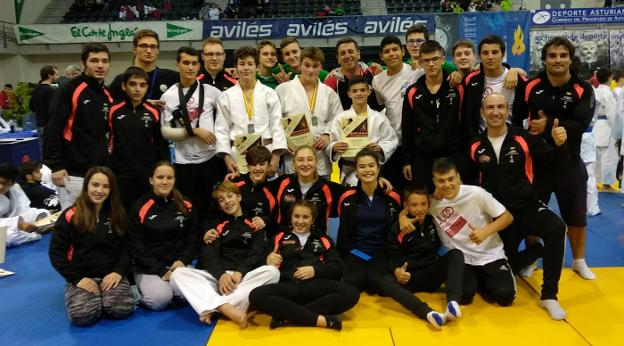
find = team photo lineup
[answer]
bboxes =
[5,20,622,332]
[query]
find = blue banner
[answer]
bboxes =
[202,14,434,40]
[531,7,624,26]
[460,11,530,71]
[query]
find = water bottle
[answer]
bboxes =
[9,119,15,133]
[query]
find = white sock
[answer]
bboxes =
[519,262,537,278]
[572,259,596,280]
[445,301,461,321]
[539,299,566,320]
[426,311,445,330]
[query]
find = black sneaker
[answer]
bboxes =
[325,315,342,331]
[269,317,284,329]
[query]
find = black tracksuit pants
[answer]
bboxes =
[499,203,566,300]
[342,249,388,294]
[249,279,360,326]
[379,249,464,319]
[462,258,516,306]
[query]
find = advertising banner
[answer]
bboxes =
[532,7,624,26]
[15,21,202,44]
[609,29,624,70]
[529,29,609,80]
[460,11,530,71]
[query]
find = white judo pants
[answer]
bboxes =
[170,265,280,316]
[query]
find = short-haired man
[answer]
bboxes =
[462,35,527,144]
[324,38,382,111]
[160,46,224,217]
[470,93,568,320]
[272,37,330,84]
[198,37,237,91]
[592,68,619,192]
[514,36,596,280]
[372,35,419,189]
[29,65,59,133]
[109,29,179,102]
[451,40,477,76]
[404,24,460,85]
[44,43,113,209]
[256,40,279,89]
[401,40,465,191]
[215,46,287,176]
[429,158,515,307]
[275,47,342,178]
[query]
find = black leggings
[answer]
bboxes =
[342,250,388,293]
[462,258,516,306]
[379,249,464,319]
[499,203,566,300]
[249,279,360,327]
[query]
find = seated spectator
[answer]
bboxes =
[19,161,60,212]
[0,163,50,247]
[209,3,221,20]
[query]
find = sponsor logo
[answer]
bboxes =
[117,114,126,120]
[286,21,348,37]
[70,23,138,41]
[148,215,157,220]
[532,11,551,25]
[83,99,91,104]
[166,23,192,39]
[208,21,273,39]
[535,90,544,95]
[18,26,44,41]
[362,17,427,34]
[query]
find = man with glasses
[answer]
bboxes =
[404,24,459,84]
[109,29,178,103]
[401,40,465,191]
[197,37,237,92]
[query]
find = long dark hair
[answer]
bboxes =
[151,161,190,216]
[73,166,126,234]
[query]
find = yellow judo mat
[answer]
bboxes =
[207,268,624,346]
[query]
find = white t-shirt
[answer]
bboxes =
[161,82,222,164]
[488,132,507,161]
[430,185,507,266]
[294,232,310,247]
[372,63,418,142]
[482,68,515,130]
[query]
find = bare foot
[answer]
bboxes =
[218,303,248,328]
[199,312,213,325]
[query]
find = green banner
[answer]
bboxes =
[14,21,202,44]
[15,0,24,24]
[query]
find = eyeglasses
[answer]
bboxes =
[421,56,443,64]
[203,52,225,58]
[407,38,426,45]
[137,44,159,50]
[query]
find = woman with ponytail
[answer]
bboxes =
[127,161,199,310]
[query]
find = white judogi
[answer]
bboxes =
[276,76,343,177]
[160,82,222,164]
[592,84,619,185]
[327,105,398,186]
[581,130,600,216]
[170,265,279,316]
[0,184,48,247]
[215,82,287,160]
